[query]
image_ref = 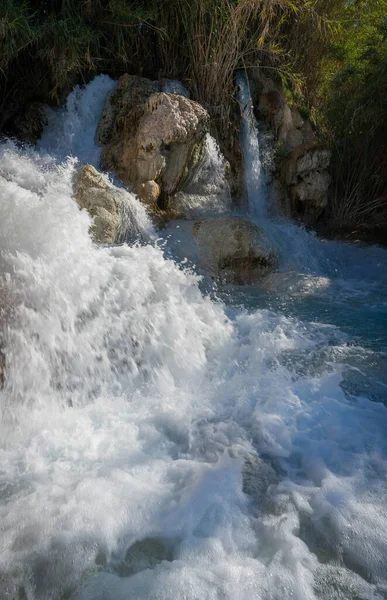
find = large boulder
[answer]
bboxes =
[290,170,331,219]
[73,165,151,244]
[296,148,331,174]
[96,74,159,147]
[98,75,209,207]
[74,165,121,243]
[96,76,189,147]
[192,216,277,284]
[281,148,331,223]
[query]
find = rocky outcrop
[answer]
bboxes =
[97,75,209,208]
[74,165,121,243]
[290,170,331,216]
[74,165,133,243]
[96,74,159,147]
[192,216,277,284]
[134,180,161,206]
[165,134,232,219]
[250,72,331,224]
[283,148,331,222]
[257,85,316,153]
[74,164,153,243]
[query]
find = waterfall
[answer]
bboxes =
[236,70,328,275]
[36,75,154,242]
[38,75,116,166]
[0,75,386,600]
[237,70,268,218]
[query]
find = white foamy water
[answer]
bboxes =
[38,75,116,165]
[0,76,387,600]
[237,71,268,218]
[170,134,232,219]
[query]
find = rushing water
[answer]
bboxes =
[237,71,268,218]
[0,76,386,600]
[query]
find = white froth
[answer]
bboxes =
[0,76,386,600]
[38,75,116,165]
[169,134,232,220]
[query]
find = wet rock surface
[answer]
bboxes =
[250,72,331,225]
[74,165,121,243]
[97,75,209,207]
[192,216,278,284]
[73,165,142,244]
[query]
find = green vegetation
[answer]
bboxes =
[319,0,387,225]
[1,0,386,229]
[0,0,155,125]
[0,1,331,119]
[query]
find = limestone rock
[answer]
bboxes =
[302,120,317,148]
[74,165,125,243]
[74,165,153,242]
[98,74,209,206]
[192,216,277,284]
[96,74,159,147]
[255,79,316,155]
[296,149,331,175]
[281,148,332,186]
[284,128,304,152]
[137,93,208,192]
[291,171,331,208]
[290,170,331,224]
[135,180,160,205]
[249,72,330,225]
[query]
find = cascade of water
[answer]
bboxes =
[36,75,154,242]
[169,133,232,219]
[0,76,386,600]
[236,71,327,275]
[38,75,116,166]
[236,70,268,218]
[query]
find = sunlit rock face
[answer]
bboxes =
[74,164,152,244]
[249,71,331,225]
[74,165,121,243]
[97,74,209,206]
